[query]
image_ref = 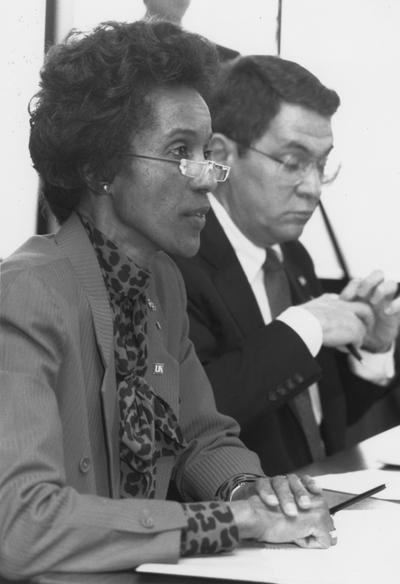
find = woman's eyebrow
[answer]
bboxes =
[164,128,213,141]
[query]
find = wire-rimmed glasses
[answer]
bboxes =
[128,154,230,183]
[242,144,340,185]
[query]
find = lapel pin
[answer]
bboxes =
[153,363,164,375]
[298,276,307,286]
[147,298,157,310]
[147,298,157,311]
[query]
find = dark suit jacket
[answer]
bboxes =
[174,210,389,475]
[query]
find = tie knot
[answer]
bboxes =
[264,247,282,273]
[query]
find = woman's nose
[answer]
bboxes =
[190,163,218,192]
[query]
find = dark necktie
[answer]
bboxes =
[263,247,325,462]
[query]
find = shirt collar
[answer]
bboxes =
[209,193,281,284]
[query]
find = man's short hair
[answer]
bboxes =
[29,20,217,223]
[209,55,340,154]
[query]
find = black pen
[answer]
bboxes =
[346,343,363,362]
[329,483,386,515]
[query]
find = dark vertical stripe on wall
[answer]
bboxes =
[36,0,58,235]
[319,201,350,280]
[45,0,57,51]
[276,0,282,55]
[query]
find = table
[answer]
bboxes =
[299,424,400,511]
[302,424,400,476]
[133,425,400,584]
[2,426,399,584]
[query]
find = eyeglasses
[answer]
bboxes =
[245,144,341,185]
[128,154,230,183]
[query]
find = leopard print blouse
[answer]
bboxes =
[79,215,240,556]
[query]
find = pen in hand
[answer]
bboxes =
[329,483,386,515]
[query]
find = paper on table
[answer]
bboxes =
[316,468,400,500]
[376,440,400,466]
[137,509,400,584]
[363,425,400,467]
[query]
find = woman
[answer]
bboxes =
[0,20,334,582]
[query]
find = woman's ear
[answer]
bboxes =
[81,164,111,196]
[210,133,236,166]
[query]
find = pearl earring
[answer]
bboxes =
[102,183,110,194]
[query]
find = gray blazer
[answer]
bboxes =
[0,214,262,583]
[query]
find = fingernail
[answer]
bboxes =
[265,494,279,506]
[285,502,298,516]
[299,495,311,507]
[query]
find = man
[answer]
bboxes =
[0,25,335,584]
[174,55,400,475]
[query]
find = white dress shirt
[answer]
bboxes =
[209,194,394,424]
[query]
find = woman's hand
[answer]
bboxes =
[230,474,335,549]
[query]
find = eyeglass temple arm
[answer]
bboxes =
[130,154,179,164]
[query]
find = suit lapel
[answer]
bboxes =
[55,213,119,497]
[55,214,113,366]
[281,244,315,304]
[200,210,265,334]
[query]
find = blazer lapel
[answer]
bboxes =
[281,244,315,304]
[200,210,265,335]
[55,213,119,497]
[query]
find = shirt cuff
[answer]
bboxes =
[180,502,239,556]
[277,306,323,357]
[348,344,395,385]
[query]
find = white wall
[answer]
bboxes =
[0,0,45,259]
[282,0,400,280]
[184,0,278,55]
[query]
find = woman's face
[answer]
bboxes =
[107,86,216,263]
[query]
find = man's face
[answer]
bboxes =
[109,86,215,260]
[225,102,334,247]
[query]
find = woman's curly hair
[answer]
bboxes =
[29,20,218,223]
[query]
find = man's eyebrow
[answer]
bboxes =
[281,141,333,157]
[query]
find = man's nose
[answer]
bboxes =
[295,164,323,200]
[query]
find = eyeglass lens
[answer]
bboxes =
[297,157,339,184]
[179,159,230,183]
[277,154,340,184]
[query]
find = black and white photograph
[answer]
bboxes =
[1,2,400,583]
